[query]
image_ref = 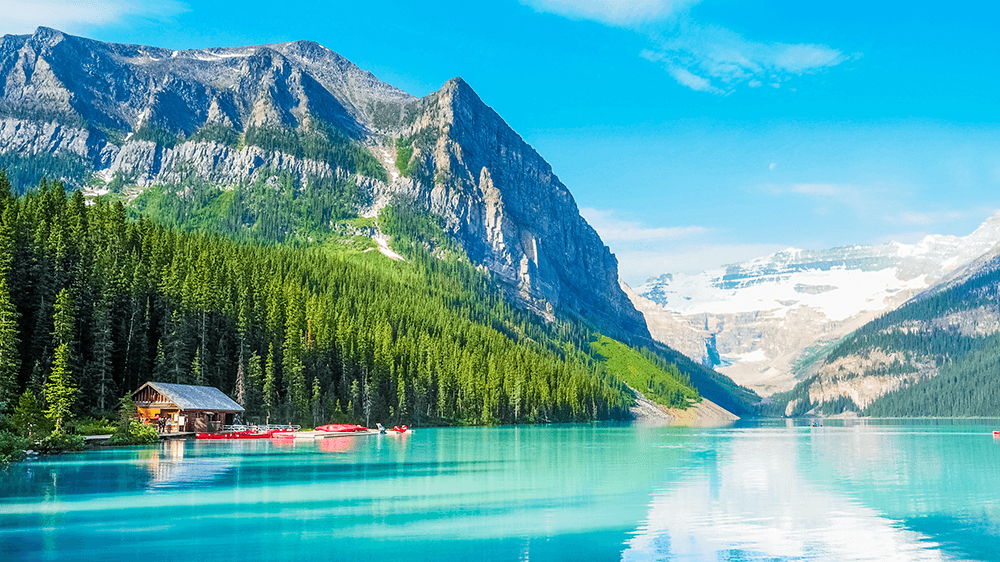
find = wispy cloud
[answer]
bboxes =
[519,0,700,26]
[768,182,984,229]
[0,0,187,36]
[522,0,855,94]
[581,208,708,242]
[642,19,852,94]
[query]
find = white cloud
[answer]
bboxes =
[581,208,708,242]
[0,0,187,36]
[665,63,720,94]
[645,19,852,94]
[519,0,701,26]
[522,1,854,94]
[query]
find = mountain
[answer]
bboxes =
[633,212,1000,396]
[0,27,647,341]
[778,239,1000,417]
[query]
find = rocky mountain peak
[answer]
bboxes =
[0,29,650,341]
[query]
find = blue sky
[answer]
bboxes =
[5,0,1000,284]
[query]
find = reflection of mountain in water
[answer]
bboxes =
[621,426,949,562]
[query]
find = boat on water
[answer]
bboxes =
[994,431,1000,437]
[196,425,297,440]
[197,429,277,440]
[270,423,410,441]
[315,424,369,433]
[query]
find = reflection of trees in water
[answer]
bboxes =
[140,441,237,489]
[622,428,948,562]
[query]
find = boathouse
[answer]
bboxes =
[132,381,244,433]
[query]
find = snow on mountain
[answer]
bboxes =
[632,211,1000,396]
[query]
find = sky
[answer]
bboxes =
[4,0,1000,285]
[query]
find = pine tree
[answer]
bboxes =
[311,377,322,427]
[245,351,264,421]
[234,355,246,407]
[52,288,74,346]
[192,348,203,386]
[12,388,50,438]
[45,343,77,430]
[0,276,20,411]
[263,343,277,423]
[283,285,309,423]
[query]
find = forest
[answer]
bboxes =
[0,171,725,448]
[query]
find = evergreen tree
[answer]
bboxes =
[263,343,277,423]
[11,388,50,438]
[52,288,74,347]
[234,356,246,407]
[45,343,77,429]
[192,348,202,386]
[0,276,19,411]
[311,377,322,427]
[245,351,264,421]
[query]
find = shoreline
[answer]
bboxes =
[628,385,739,427]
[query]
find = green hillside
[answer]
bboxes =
[0,173,641,428]
[589,335,700,409]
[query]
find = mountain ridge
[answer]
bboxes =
[634,211,1000,396]
[0,27,649,342]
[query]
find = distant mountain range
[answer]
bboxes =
[632,213,1000,405]
[0,26,646,341]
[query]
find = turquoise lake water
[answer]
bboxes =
[2,419,1000,561]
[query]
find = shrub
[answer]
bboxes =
[109,419,159,445]
[35,430,86,454]
[0,431,30,468]
[73,417,118,436]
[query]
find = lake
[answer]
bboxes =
[2,419,999,561]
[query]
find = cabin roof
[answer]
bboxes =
[138,381,244,412]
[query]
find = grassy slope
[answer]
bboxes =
[590,335,700,409]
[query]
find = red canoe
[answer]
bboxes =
[196,429,276,440]
[315,424,369,433]
[994,431,1000,437]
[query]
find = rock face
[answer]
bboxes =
[635,213,1000,396]
[0,27,648,339]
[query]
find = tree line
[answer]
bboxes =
[0,172,643,433]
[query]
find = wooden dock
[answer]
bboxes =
[83,432,195,444]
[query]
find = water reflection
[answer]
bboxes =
[142,439,237,489]
[623,426,952,561]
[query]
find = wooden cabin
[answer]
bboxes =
[132,381,244,433]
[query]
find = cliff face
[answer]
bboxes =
[381,78,647,334]
[0,27,648,339]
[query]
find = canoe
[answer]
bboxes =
[272,429,379,441]
[315,424,369,433]
[196,429,276,440]
[994,431,1000,437]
